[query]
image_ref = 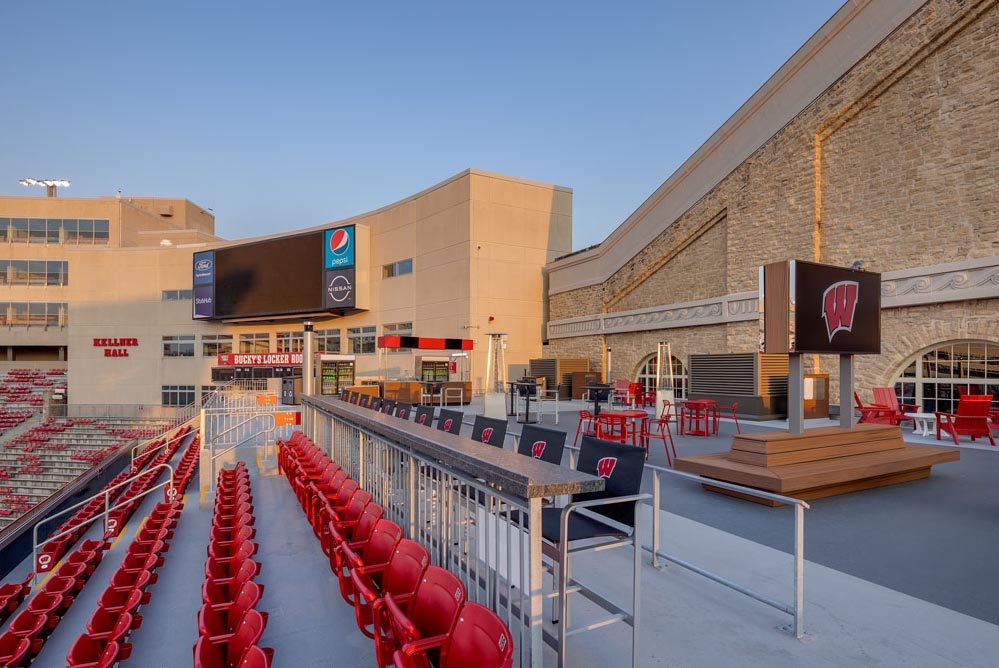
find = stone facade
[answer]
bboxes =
[547,0,999,404]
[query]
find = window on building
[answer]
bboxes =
[63,219,78,243]
[0,218,8,242]
[347,326,376,354]
[28,219,47,244]
[276,331,305,353]
[0,260,67,286]
[162,289,193,301]
[93,220,110,244]
[11,219,29,243]
[383,258,414,279]
[162,335,195,357]
[382,322,413,353]
[28,261,47,286]
[162,385,196,407]
[635,354,688,400]
[239,332,270,353]
[316,329,341,354]
[46,219,61,244]
[202,334,233,356]
[1,302,65,327]
[893,340,999,414]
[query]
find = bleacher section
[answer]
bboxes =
[0,422,196,666]
[0,418,171,530]
[279,430,515,668]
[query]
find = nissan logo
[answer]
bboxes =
[328,275,352,303]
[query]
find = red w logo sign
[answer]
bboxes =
[443,419,453,432]
[822,280,859,342]
[418,413,427,424]
[480,427,494,444]
[596,456,618,478]
[531,441,547,458]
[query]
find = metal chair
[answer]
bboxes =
[470,416,507,448]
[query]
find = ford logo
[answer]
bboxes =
[195,259,212,271]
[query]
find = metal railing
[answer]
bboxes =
[206,412,277,492]
[31,462,175,585]
[129,417,199,469]
[502,424,810,640]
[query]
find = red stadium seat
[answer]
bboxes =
[66,635,122,667]
[0,632,30,666]
[352,538,429,640]
[203,559,261,610]
[197,583,268,640]
[336,517,402,604]
[86,610,134,644]
[378,566,467,668]
[7,609,48,653]
[106,569,153,598]
[191,609,268,668]
[96,588,143,617]
[26,591,66,621]
[319,490,371,554]
[393,602,514,668]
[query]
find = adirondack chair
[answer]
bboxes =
[854,392,893,424]
[871,387,918,427]
[935,395,995,446]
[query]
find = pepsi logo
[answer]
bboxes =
[596,456,618,479]
[329,228,350,256]
[531,440,547,458]
[480,427,494,443]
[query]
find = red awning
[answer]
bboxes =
[376,336,474,351]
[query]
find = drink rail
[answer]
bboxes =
[303,395,603,668]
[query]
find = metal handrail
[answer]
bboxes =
[504,423,809,639]
[206,412,277,492]
[129,417,198,468]
[31,462,176,585]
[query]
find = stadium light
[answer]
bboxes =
[19,178,71,197]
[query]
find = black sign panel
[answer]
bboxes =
[792,260,881,354]
[323,267,356,309]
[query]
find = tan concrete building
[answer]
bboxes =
[544,0,999,415]
[62,169,571,406]
[0,193,217,370]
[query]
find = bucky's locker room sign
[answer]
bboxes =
[760,260,881,355]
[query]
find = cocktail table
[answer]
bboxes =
[905,412,937,437]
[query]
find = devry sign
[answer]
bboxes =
[216,353,304,366]
[93,337,138,358]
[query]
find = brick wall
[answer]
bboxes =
[547,0,999,402]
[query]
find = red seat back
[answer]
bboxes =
[352,504,385,545]
[444,602,514,668]
[383,539,430,598]
[229,609,267,664]
[240,645,271,668]
[392,566,466,650]
[333,480,359,508]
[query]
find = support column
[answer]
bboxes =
[302,321,315,397]
[788,354,804,434]
[840,354,855,429]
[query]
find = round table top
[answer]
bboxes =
[598,409,648,419]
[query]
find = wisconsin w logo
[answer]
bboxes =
[480,427,494,443]
[822,280,859,342]
[531,441,547,458]
[596,456,618,478]
[417,413,427,425]
[443,419,453,432]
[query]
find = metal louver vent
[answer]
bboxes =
[689,354,757,396]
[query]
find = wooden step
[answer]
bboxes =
[729,433,904,466]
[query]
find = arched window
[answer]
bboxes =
[635,354,687,399]
[893,340,999,414]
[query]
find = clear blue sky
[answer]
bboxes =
[0,0,844,249]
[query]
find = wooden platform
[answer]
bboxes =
[675,424,960,505]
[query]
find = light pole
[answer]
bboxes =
[19,178,70,198]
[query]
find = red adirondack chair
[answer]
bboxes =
[871,387,918,427]
[854,392,893,424]
[935,395,995,446]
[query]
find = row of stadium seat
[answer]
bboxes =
[193,463,272,668]
[65,500,183,666]
[0,537,109,665]
[280,431,514,668]
[64,431,202,666]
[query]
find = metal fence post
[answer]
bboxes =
[651,470,662,569]
[528,497,543,668]
[794,502,805,639]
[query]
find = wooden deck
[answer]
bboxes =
[675,424,960,505]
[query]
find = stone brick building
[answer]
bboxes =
[544,0,999,414]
